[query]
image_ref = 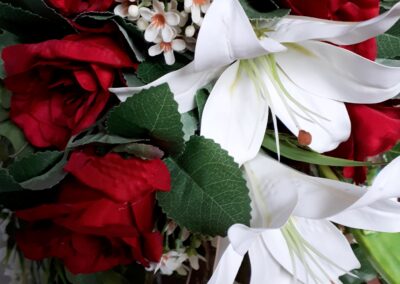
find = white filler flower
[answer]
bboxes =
[139,0,180,42]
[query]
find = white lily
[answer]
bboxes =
[111,0,400,165]
[209,152,400,284]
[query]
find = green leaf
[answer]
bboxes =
[340,244,378,284]
[0,0,73,35]
[181,111,198,141]
[112,143,164,159]
[137,61,185,84]
[0,81,11,109]
[19,153,68,190]
[123,72,144,87]
[380,0,400,10]
[384,142,400,162]
[66,271,130,284]
[0,2,68,40]
[195,88,209,122]
[378,20,400,59]
[157,136,250,236]
[75,12,146,61]
[8,151,63,183]
[0,30,20,79]
[107,84,185,156]
[0,120,28,154]
[68,133,142,148]
[0,168,22,193]
[377,34,400,59]
[262,134,374,167]
[238,0,289,20]
[353,230,400,284]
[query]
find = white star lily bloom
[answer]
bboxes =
[111,0,400,165]
[209,152,400,284]
[139,0,180,42]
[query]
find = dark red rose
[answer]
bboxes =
[64,151,171,202]
[329,102,400,183]
[16,151,170,274]
[46,0,114,17]
[2,34,135,149]
[281,0,379,60]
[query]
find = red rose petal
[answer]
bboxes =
[64,151,171,202]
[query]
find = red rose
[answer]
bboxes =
[46,0,114,17]
[16,151,170,274]
[2,34,135,149]
[281,0,379,60]
[329,102,400,183]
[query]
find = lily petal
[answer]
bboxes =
[269,2,400,45]
[200,61,269,165]
[262,57,351,153]
[194,0,286,71]
[207,244,244,284]
[248,238,293,284]
[330,199,400,232]
[275,41,400,104]
[248,152,400,222]
[110,62,223,113]
[244,152,298,228]
[262,218,360,283]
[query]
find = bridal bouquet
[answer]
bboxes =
[1,0,400,283]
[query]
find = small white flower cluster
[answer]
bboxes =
[114,0,212,65]
[146,221,205,276]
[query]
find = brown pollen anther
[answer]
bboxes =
[298,130,312,146]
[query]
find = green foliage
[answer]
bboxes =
[377,20,400,59]
[67,133,142,148]
[0,1,73,40]
[181,111,198,141]
[123,72,144,87]
[195,88,209,122]
[0,30,20,79]
[384,142,400,162]
[157,136,251,236]
[75,12,146,61]
[380,0,400,10]
[262,133,374,167]
[353,230,400,284]
[66,270,130,284]
[112,143,164,159]
[238,0,289,20]
[0,168,22,193]
[0,121,24,152]
[340,244,378,284]
[137,61,186,84]
[7,151,67,190]
[107,84,185,156]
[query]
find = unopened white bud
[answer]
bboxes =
[128,5,140,18]
[185,25,195,37]
[137,17,149,31]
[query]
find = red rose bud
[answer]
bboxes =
[15,152,170,274]
[46,0,114,17]
[2,34,135,149]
